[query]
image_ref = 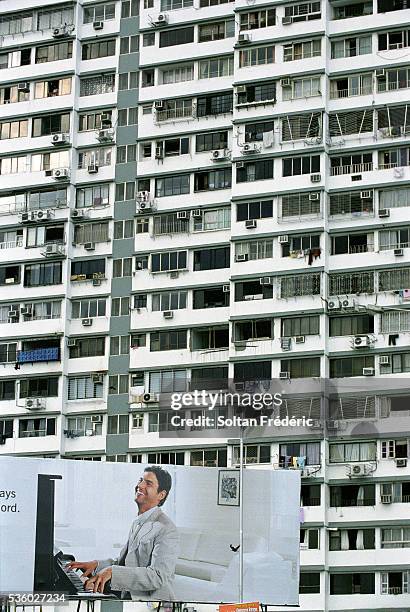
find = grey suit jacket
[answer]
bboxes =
[96,507,179,601]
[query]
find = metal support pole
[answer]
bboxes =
[239,426,244,603]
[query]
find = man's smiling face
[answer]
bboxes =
[135,471,166,513]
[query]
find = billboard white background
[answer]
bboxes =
[0,456,300,604]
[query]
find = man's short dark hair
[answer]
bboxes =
[145,465,172,506]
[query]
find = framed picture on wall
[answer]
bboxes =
[218,469,240,506]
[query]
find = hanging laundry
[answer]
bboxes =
[263,130,274,148]
[297,456,306,469]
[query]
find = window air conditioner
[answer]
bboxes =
[20,306,32,316]
[279,371,290,379]
[295,335,305,344]
[237,85,247,94]
[91,373,103,384]
[163,310,174,319]
[97,129,114,142]
[223,284,230,292]
[281,78,291,87]
[378,208,390,218]
[154,100,165,110]
[237,33,250,44]
[192,209,202,218]
[212,149,228,161]
[8,309,19,319]
[82,318,93,326]
[53,26,69,38]
[379,355,390,365]
[375,69,386,78]
[260,277,272,285]
[282,16,293,24]
[67,339,77,347]
[362,367,375,376]
[309,192,320,201]
[394,248,404,256]
[395,458,407,467]
[155,146,164,159]
[278,235,289,244]
[25,398,44,410]
[360,190,373,199]
[245,219,257,229]
[19,212,30,223]
[176,211,189,219]
[87,164,98,174]
[310,174,321,183]
[341,297,355,309]
[235,253,249,262]
[93,21,104,29]
[84,242,95,251]
[18,82,30,92]
[91,415,102,423]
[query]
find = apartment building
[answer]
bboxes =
[0,0,410,610]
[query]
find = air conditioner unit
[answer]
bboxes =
[282,16,293,24]
[93,20,104,29]
[192,209,202,218]
[153,13,168,25]
[281,78,291,87]
[87,164,98,174]
[279,371,290,379]
[71,211,87,222]
[82,318,93,326]
[138,203,152,214]
[245,219,257,229]
[378,208,390,218]
[154,100,165,110]
[52,168,69,180]
[241,143,258,154]
[327,419,340,429]
[349,463,367,477]
[17,82,30,92]
[176,211,189,220]
[101,114,112,127]
[278,235,289,244]
[84,242,95,251]
[237,33,250,44]
[395,458,407,467]
[376,69,386,78]
[353,335,371,348]
[280,337,291,350]
[363,367,375,376]
[25,398,44,410]
[236,253,249,262]
[328,299,341,311]
[309,193,320,201]
[236,161,245,169]
[163,310,174,319]
[381,494,392,503]
[44,243,62,256]
[19,212,30,223]
[169,271,179,279]
[295,335,305,344]
[93,278,101,286]
[67,338,77,347]
[34,209,53,221]
[341,298,355,309]
[310,174,321,183]
[260,277,272,285]
[137,191,150,203]
[8,309,18,318]
[212,149,228,161]
[223,284,230,293]
[379,355,390,365]
[394,248,404,256]
[360,190,373,199]
[52,26,69,38]
[155,146,163,159]
[51,133,67,145]
[142,392,159,403]
[91,415,103,423]
[20,306,32,316]
[97,129,114,142]
[236,85,247,94]
[91,373,103,384]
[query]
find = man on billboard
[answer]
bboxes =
[68,465,179,600]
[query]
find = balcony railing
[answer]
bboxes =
[19,430,48,438]
[0,239,23,249]
[156,105,195,122]
[17,347,60,363]
[330,86,373,99]
[388,586,405,594]
[330,162,373,176]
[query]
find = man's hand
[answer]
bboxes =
[85,567,113,593]
[66,560,98,577]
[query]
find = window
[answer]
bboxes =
[69,337,105,359]
[83,3,116,23]
[0,84,29,105]
[282,76,321,100]
[0,156,26,175]
[329,109,373,137]
[0,48,31,70]
[332,35,372,58]
[151,251,187,272]
[329,315,374,336]
[330,573,375,595]
[283,39,321,61]
[194,247,230,271]
[143,32,155,46]
[66,415,103,437]
[108,374,129,395]
[134,294,148,309]
[76,184,110,208]
[282,315,319,337]
[378,147,410,170]
[37,5,74,29]
[118,71,138,91]
[233,444,271,464]
[0,418,13,441]
[111,297,130,317]
[199,56,233,79]
[330,482,375,504]
[135,255,149,270]
[24,262,62,287]
[71,259,105,280]
[239,46,275,68]
[159,27,194,47]
[333,1,372,19]
[329,191,373,216]
[284,2,321,21]
[0,264,20,285]
[131,333,146,348]
[380,352,410,374]
[192,326,229,350]
[191,366,228,390]
[78,147,112,169]
[161,0,192,8]
[280,358,320,378]
[107,414,129,435]
[113,258,133,278]
[82,39,116,60]
[74,222,109,245]
[283,154,320,176]
[282,233,320,257]
[329,271,374,294]
[0,11,33,36]
[152,291,187,311]
[381,311,410,333]
[330,73,372,98]
[196,131,228,152]
[240,8,275,30]
[147,450,185,464]
[0,120,28,140]
[20,377,58,398]
[193,286,229,309]
[150,330,188,351]
[19,418,56,438]
[280,273,321,297]
[0,342,17,364]
[193,208,230,231]
[155,174,190,197]
[80,74,115,97]
[136,218,149,234]
[79,110,113,132]
[0,380,15,400]
[234,319,273,341]
[279,442,320,466]
[300,529,320,550]
[131,413,144,429]
[235,280,273,301]
[237,82,276,105]
[235,239,273,261]
[35,41,72,63]
[149,369,188,393]
[379,29,410,51]
[117,144,137,162]
[110,335,129,355]
[330,152,373,175]
[141,69,154,88]
[34,77,71,99]
[234,360,271,381]
[282,113,322,141]
[380,186,410,210]
[157,137,190,158]
[67,374,104,400]
[299,573,320,594]
[121,0,139,17]
[237,159,274,182]
[199,20,234,42]
[160,63,194,85]
[71,299,106,319]
[329,442,377,462]
[190,448,227,467]
[194,169,231,191]
[381,527,410,548]
[120,35,139,54]
[114,220,134,239]
[237,199,273,222]
[330,356,375,378]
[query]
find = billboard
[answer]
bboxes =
[0,456,300,605]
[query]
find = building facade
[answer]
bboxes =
[0,0,410,609]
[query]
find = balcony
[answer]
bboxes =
[330,162,373,176]
[17,347,60,363]
[155,104,196,123]
[330,86,373,100]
